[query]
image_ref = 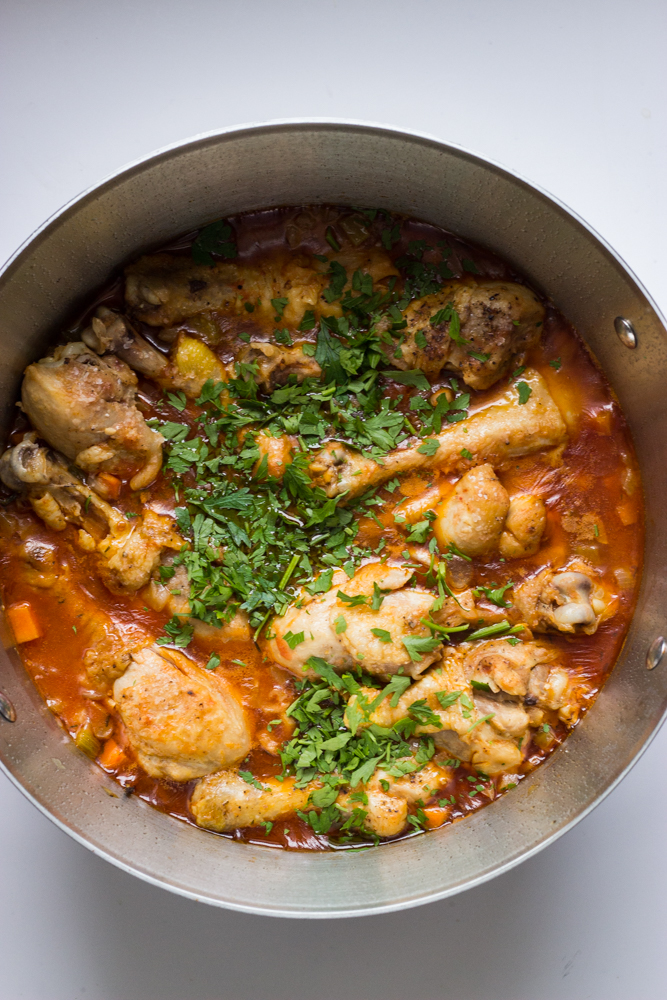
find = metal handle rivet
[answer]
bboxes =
[646,636,666,670]
[0,690,16,722]
[614,316,637,349]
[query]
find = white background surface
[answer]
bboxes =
[1,2,666,997]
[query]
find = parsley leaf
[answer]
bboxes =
[205,652,221,671]
[315,324,347,384]
[271,297,289,319]
[283,630,306,649]
[477,581,514,608]
[417,438,440,456]
[370,628,392,643]
[402,635,441,661]
[436,691,461,710]
[516,381,532,404]
[386,369,430,391]
[191,220,237,265]
[298,310,317,332]
[239,770,269,792]
[334,615,348,634]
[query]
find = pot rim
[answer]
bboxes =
[0,118,663,918]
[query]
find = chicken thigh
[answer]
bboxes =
[113,645,251,781]
[389,280,545,390]
[21,342,163,489]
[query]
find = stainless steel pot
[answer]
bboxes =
[0,120,665,918]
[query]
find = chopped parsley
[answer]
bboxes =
[239,770,269,792]
[476,581,514,608]
[370,628,392,643]
[279,657,440,839]
[149,214,488,656]
[191,220,237,265]
[516,381,532,404]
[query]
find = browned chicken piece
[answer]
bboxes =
[0,435,182,593]
[113,645,251,782]
[350,644,524,775]
[350,637,579,773]
[191,771,311,831]
[192,759,449,838]
[404,470,546,561]
[499,495,547,558]
[309,369,567,499]
[82,306,226,398]
[124,247,398,329]
[513,561,615,635]
[237,341,321,388]
[142,562,252,644]
[526,662,582,725]
[264,569,355,676]
[337,761,451,838]
[82,306,172,382]
[21,342,164,489]
[433,464,509,557]
[266,563,441,679]
[390,281,545,390]
[265,562,504,679]
[464,637,557,697]
[336,787,410,839]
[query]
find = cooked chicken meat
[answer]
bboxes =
[337,762,450,838]
[308,369,567,498]
[389,280,545,389]
[113,645,250,781]
[82,306,172,382]
[350,638,576,774]
[125,247,398,329]
[352,644,524,775]
[21,342,164,489]
[267,563,444,678]
[0,435,181,593]
[433,464,509,557]
[192,758,450,838]
[191,771,311,831]
[238,341,321,389]
[142,563,252,643]
[499,494,547,558]
[513,561,613,635]
[82,306,226,397]
[264,569,355,675]
[337,587,438,678]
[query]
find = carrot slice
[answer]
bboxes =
[99,738,126,769]
[422,806,450,830]
[97,472,122,499]
[6,602,42,644]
